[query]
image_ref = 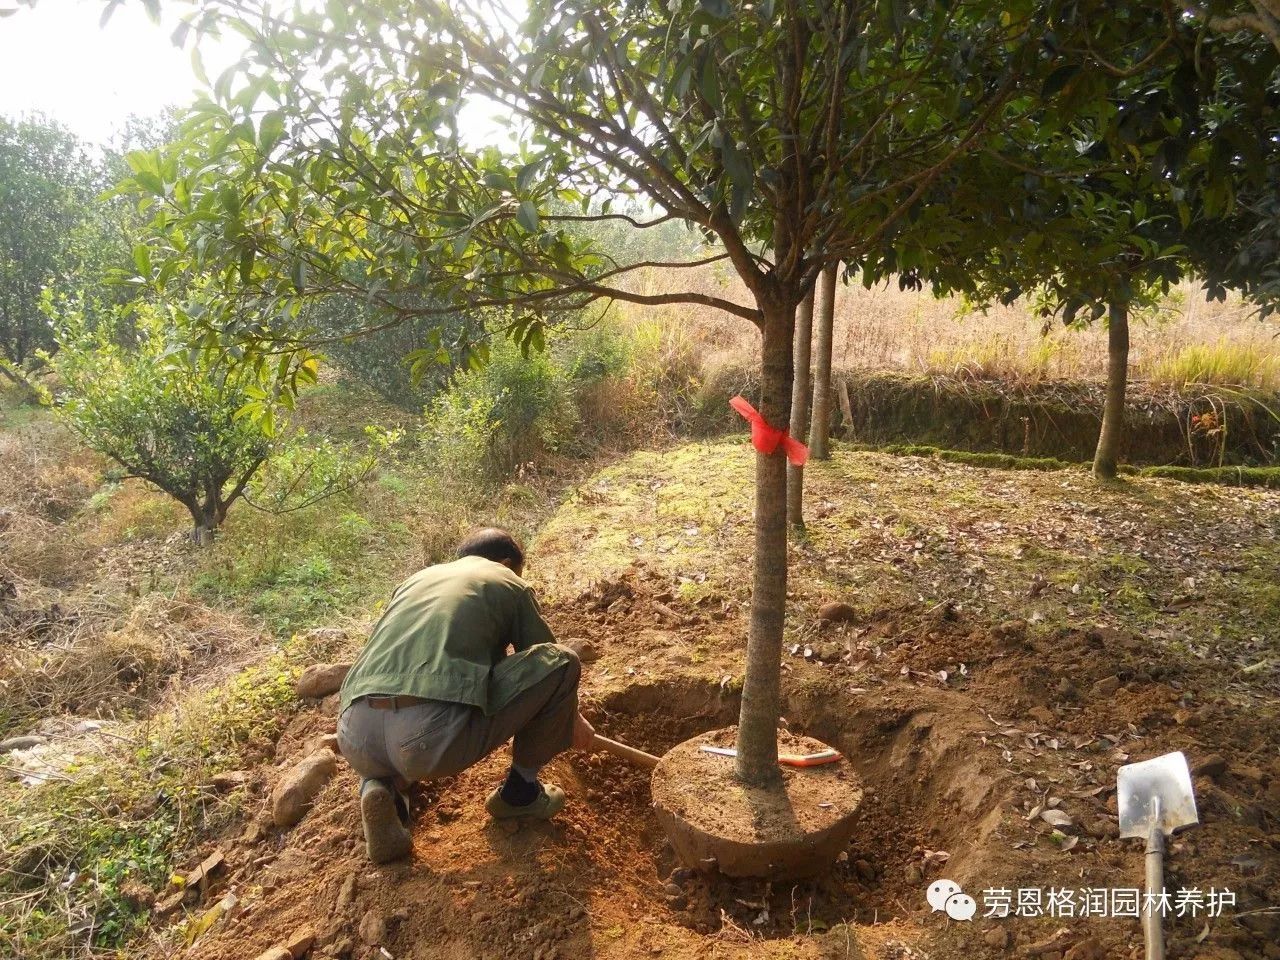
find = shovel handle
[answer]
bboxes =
[591,734,660,770]
[1143,826,1166,960]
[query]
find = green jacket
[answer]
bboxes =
[339,555,568,715]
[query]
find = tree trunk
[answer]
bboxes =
[187,498,220,547]
[1093,301,1129,480]
[735,303,795,786]
[808,264,838,460]
[786,288,816,528]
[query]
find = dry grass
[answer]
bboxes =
[0,411,266,737]
[0,585,261,735]
[615,262,1280,390]
[0,420,101,526]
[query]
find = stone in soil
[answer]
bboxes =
[272,749,339,827]
[358,908,387,945]
[563,638,601,663]
[0,734,45,753]
[984,926,1010,950]
[1092,675,1121,697]
[1063,938,1105,960]
[651,726,862,879]
[296,662,352,699]
[818,601,858,623]
[1194,752,1228,778]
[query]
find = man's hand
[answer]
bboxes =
[572,712,596,752]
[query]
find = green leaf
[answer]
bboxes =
[1040,64,1079,100]
[516,160,542,193]
[132,244,152,277]
[259,111,286,153]
[516,200,540,233]
[239,246,256,284]
[191,47,210,87]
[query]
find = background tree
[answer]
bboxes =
[306,293,487,408]
[0,114,97,381]
[858,20,1279,479]
[118,0,1206,785]
[48,299,293,543]
[807,263,839,461]
[785,287,814,528]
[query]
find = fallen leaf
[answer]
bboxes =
[1040,809,1073,828]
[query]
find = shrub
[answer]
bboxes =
[47,301,385,543]
[47,301,285,543]
[424,336,578,487]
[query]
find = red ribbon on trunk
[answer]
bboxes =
[730,396,809,466]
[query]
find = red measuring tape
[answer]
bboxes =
[730,396,809,466]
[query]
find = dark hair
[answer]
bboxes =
[456,527,525,568]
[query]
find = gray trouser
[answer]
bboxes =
[336,655,581,783]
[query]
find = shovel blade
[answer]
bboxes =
[1117,751,1199,840]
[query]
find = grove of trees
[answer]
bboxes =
[0,115,99,378]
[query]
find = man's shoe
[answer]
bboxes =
[485,782,566,820]
[361,779,412,863]
[392,785,411,826]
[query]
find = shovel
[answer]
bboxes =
[591,733,660,769]
[1118,751,1200,960]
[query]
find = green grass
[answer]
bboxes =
[867,443,1078,472]
[191,492,414,634]
[0,657,298,956]
[1233,545,1280,625]
[1149,340,1280,391]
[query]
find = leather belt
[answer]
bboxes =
[362,694,430,711]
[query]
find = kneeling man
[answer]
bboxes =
[337,527,594,862]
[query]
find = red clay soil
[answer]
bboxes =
[168,573,1280,960]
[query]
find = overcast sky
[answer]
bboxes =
[0,1,247,144]
[0,1,514,148]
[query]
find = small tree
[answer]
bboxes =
[48,300,294,543]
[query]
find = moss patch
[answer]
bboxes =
[851,441,1280,488]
